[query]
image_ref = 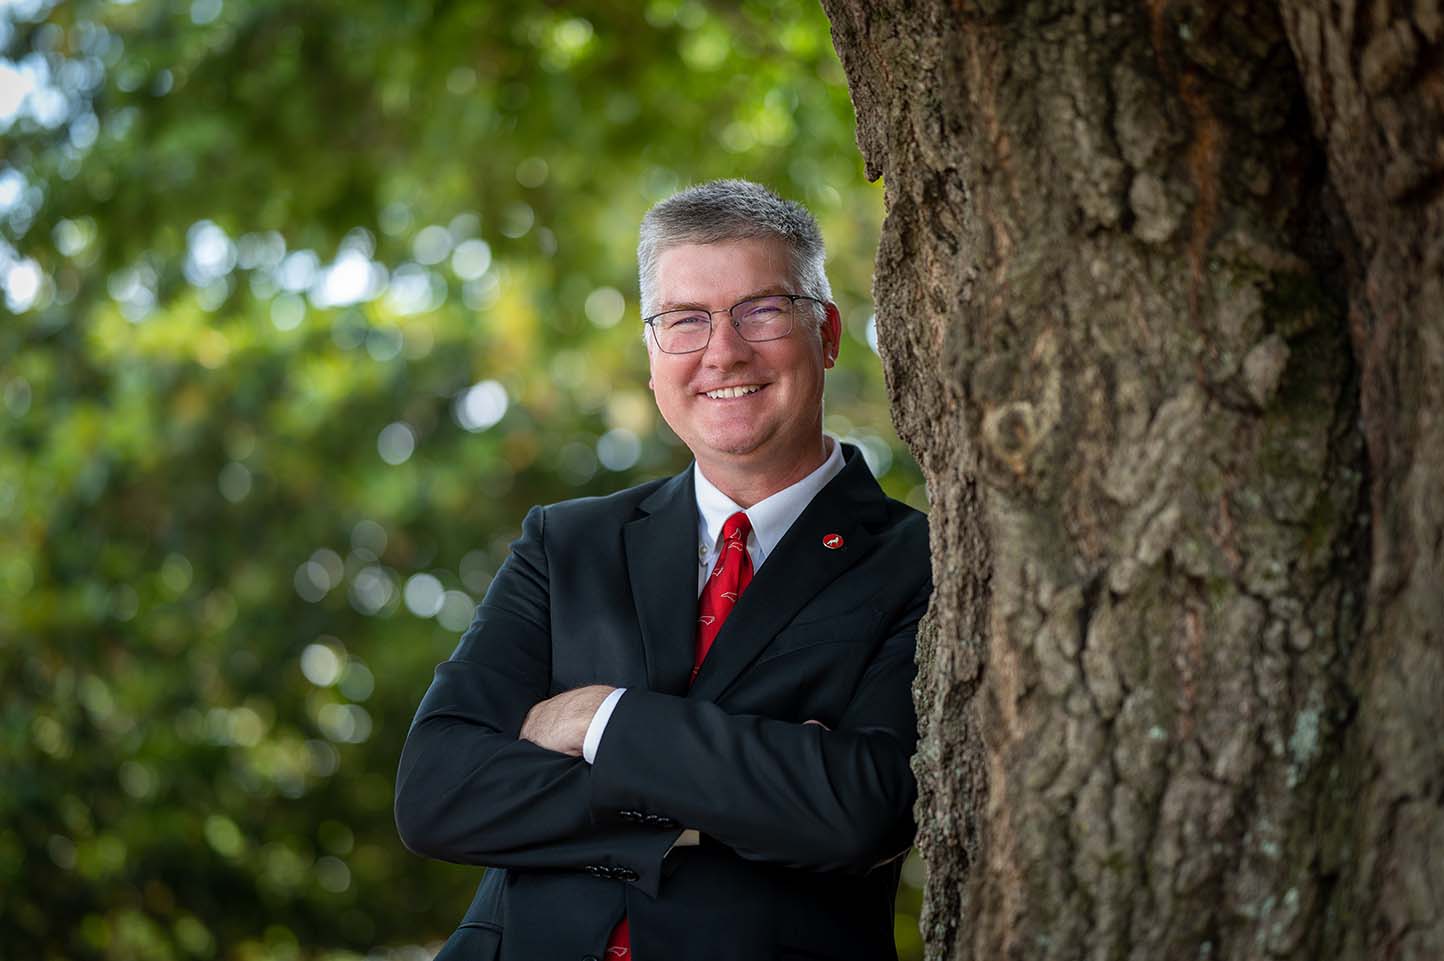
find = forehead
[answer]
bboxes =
[653,238,793,306]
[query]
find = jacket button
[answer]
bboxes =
[617,867,638,882]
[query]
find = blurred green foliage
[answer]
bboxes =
[0,0,926,957]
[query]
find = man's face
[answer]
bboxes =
[646,238,840,479]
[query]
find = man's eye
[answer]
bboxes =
[738,300,786,321]
[665,314,709,329]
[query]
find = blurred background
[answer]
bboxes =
[0,0,927,957]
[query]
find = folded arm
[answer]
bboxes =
[394,507,681,893]
[396,502,929,881]
[587,582,927,873]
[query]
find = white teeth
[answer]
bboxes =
[704,385,762,399]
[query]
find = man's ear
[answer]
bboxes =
[822,302,842,369]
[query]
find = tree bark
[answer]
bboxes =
[1276,3,1444,958]
[819,1,1442,958]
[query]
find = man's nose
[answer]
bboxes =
[701,314,753,365]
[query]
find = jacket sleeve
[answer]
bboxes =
[586,577,929,874]
[394,506,681,896]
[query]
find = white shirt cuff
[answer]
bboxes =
[582,687,626,764]
[668,829,701,853]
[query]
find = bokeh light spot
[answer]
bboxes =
[48,834,77,870]
[596,428,640,471]
[3,375,31,416]
[174,916,215,956]
[412,225,452,266]
[338,661,375,702]
[445,66,476,95]
[203,815,244,858]
[32,715,68,759]
[300,643,342,687]
[351,520,387,557]
[515,156,549,188]
[454,380,508,432]
[349,565,396,615]
[403,572,444,617]
[160,553,193,597]
[190,0,222,26]
[275,250,319,292]
[450,238,492,280]
[270,292,306,330]
[185,220,236,285]
[385,263,443,315]
[378,201,412,236]
[226,706,266,747]
[315,855,351,893]
[4,258,43,312]
[306,739,339,777]
[436,590,476,633]
[312,248,382,307]
[584,286,625,328]
[294,549,340,602]
[119,761,157,799]
[377,422,416,465]
[218,461,252,502]
[317,703,371,744]
[500,203,534,239]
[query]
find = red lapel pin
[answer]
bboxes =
[822,533,844,550]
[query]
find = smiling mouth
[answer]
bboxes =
[702,385,764,400]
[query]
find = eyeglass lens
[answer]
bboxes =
[651,296,798,353]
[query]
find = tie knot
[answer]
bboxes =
[722,511,751,543]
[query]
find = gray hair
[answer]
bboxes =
[637,179,832,325]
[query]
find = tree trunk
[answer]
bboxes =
[818,1,1442,959]
[1276,3,1444,959]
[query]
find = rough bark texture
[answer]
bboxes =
[820,1,1442,959]
[1277,3,1444,958]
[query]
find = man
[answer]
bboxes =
[395,180,931,960]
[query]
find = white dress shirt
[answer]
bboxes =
[581,437,845,763]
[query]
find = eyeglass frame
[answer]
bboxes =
[642,293,825,354]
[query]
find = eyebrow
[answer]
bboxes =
[654,286,791,312]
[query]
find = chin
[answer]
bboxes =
[701,436,765,458]
[689,418,765,452]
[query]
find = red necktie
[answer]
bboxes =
[604,511,753,961]
[692,510,753,685]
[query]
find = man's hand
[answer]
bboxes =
[518,685,616,756]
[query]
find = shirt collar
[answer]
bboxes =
[693,437,845,567]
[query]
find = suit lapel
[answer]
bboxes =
[624,468,699,696]
[688,446,889,702]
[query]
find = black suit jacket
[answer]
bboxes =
[395,443,931,960]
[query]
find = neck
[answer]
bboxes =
[698,436,832,508]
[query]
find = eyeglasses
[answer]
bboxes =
[643,294,822,354]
